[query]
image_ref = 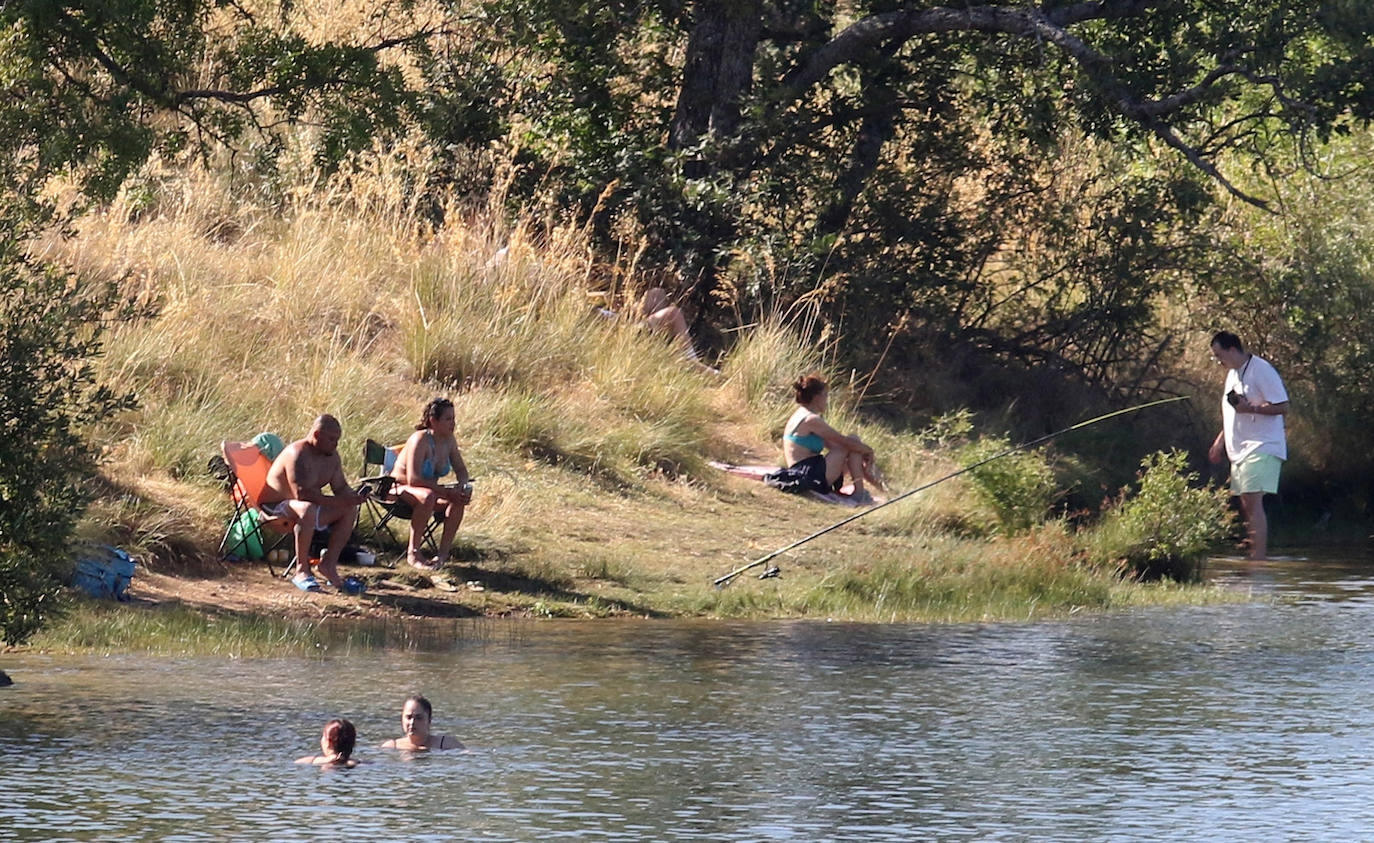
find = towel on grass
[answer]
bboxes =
[707,460,777,480]
[709,460,884,506]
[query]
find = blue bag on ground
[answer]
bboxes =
[72,546,137,601]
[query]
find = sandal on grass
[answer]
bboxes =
[291,572,322,592]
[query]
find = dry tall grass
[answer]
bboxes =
[35,156,778,562]
[31,149,1234,623]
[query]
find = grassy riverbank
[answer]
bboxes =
[22,160,1246,648]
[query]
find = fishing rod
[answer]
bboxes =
[712,395,1190,587]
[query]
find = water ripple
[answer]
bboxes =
[7,551,1374,838]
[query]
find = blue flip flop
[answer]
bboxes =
[291,572,321,592]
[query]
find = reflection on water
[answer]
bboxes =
[6,548,1374,839]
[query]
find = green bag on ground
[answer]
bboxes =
[226,509,264,559]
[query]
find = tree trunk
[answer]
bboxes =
[669,0,763,151]
[815,77,898,237]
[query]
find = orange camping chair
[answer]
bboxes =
[217,441,294,576]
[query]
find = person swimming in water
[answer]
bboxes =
[295,718,359,767]
[389,397,472,571]
[380,695,464,751]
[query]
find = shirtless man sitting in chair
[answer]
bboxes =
[260,414,369,590]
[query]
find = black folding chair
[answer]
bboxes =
[356,439,443,556]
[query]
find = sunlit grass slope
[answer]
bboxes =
[32,159,1240,630]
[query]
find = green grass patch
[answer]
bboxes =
[679,523,1249,622]
[32,602,325,657]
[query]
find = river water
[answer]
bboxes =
[4,550,1374,840]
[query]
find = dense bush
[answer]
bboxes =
[1081,450,1231,581]
[957,436,1057,535]
[0,246,133,644]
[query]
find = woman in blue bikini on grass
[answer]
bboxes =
[391,397,472,571]
[783,374,881,505]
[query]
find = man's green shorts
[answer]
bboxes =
[1231,453,1283,495]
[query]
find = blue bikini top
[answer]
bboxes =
[420,432,451,480]
[784,417,825,453]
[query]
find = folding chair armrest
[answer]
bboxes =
[357,475,397,498]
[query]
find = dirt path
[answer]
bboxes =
[131,563,496,621]
[115,469,872,622]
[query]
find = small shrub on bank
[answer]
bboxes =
[1081,449,1232,581]
[957,436,1057,534]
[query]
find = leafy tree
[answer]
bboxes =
[0,245,135,644]
[478,0,1374,397]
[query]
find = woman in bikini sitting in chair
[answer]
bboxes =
[783,374,881,505]
[390,397,472,571]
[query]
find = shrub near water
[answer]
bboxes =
[1082,449,1232,581]
[957,436,1057,535]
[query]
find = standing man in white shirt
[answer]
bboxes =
[1208,331,1290,560]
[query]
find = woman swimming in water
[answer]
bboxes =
[295,718,359,767]
[380,695,464,751]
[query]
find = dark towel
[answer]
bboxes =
[764,454,839,495]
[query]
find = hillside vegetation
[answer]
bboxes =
[16,0,1364,641]
[27,159,1239,629]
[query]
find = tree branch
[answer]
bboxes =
[172,28,443,107]
[1147,120,1269,208]
[770,2,1276,208]
[52,8,173,107]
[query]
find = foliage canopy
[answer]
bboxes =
[4,1,1374,636]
